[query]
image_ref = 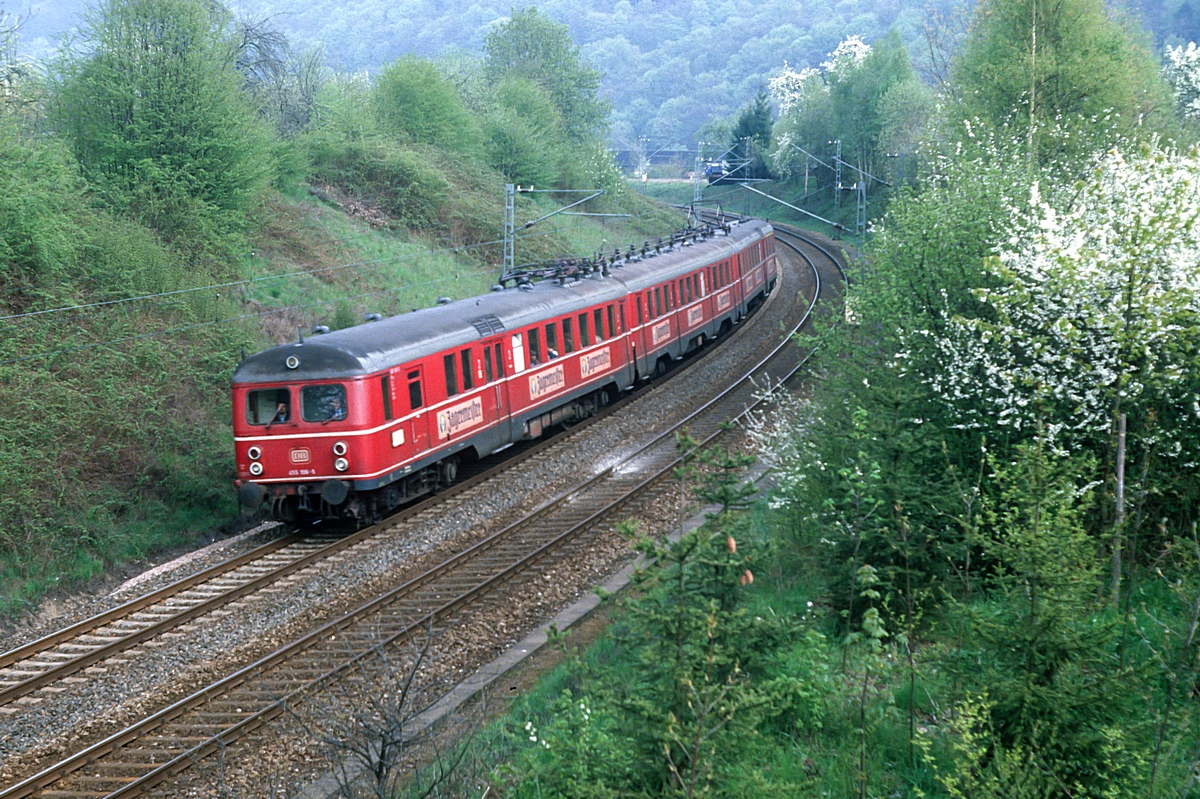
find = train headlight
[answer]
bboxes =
[332,441,348,456]
[249,461,264,476]
[248,446,262,460]
[334,457,349,472]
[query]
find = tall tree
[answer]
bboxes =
[951,0,1171,160]
[729,89,772,179]
[484,6,609,143]
[51,0,272,244]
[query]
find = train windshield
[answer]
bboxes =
[301,384,348,422]
[246,388,291,425]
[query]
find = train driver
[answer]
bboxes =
[326,395,346,422]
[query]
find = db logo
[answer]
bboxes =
[290,448,311,464]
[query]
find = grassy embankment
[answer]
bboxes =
[0,161,682,617]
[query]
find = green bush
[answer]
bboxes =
[50,0,274,246]
[373,55,484,157]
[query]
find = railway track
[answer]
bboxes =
[0,224,842,798]
[0,228,774,716]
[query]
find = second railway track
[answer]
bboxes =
[0,223,843,798]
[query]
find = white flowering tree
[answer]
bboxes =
[1164,42,1200,122]
[769,31,920,184]
[930,145,1200,467]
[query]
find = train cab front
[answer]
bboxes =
[231,342,369,522]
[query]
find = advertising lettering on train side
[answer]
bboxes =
[580,347,611,378]
[651,320,671,346]
[529,364,566,399]
[437,396,484,439]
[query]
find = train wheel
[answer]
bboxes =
[271,496,298,523]
[439,457,458,486]
[654,356,671,378]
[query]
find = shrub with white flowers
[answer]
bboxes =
[1164,42,1200,121]
[929,145,1200,462]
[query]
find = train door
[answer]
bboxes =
[406,366,430,453]
[483,338,509,425]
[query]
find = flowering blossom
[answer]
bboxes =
[1164,42,1200,121]
[821,35,871,78]
[768,63,820,115]
[929,145,1200,461]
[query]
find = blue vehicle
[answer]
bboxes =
[703,162,727,184]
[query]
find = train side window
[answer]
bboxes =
[494,343,505,377]
[444,354,458,396]
[595,308,605,341]
[528,328,541,365]
[381,375,393,421]
[246,388,290,425]
[635,296,642,325]
[578,313,590,347]
[301,384,348,422]
[460,349,474,391]
[619,304,626,333]
[700,272,706,295]
[608,305,616,337]
[679,279,686,304]
[664,284,673,312]
[408,370,423,410]
[654,287,662,318]
[562,317,575,353]
[483,348,494,383]
[511,333,527,372]
[545,323,558,358]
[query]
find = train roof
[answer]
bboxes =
[232,219,772,385]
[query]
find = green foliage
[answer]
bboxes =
[944,438,1148,796]
[306,135,449,229]
[484,6,609,143]
[373,55,483,156]
[502,522,814,797]
[0,116,84,284]
[951,0,1173,160]
[483,77,566,186]
[729,89,773,179]
[50,0,273,248]
[772,32,921,182]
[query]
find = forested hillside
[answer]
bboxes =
[9,0,1197,145]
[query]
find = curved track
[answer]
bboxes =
[0,222,844,798]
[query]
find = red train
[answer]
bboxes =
[232,219,777,522]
